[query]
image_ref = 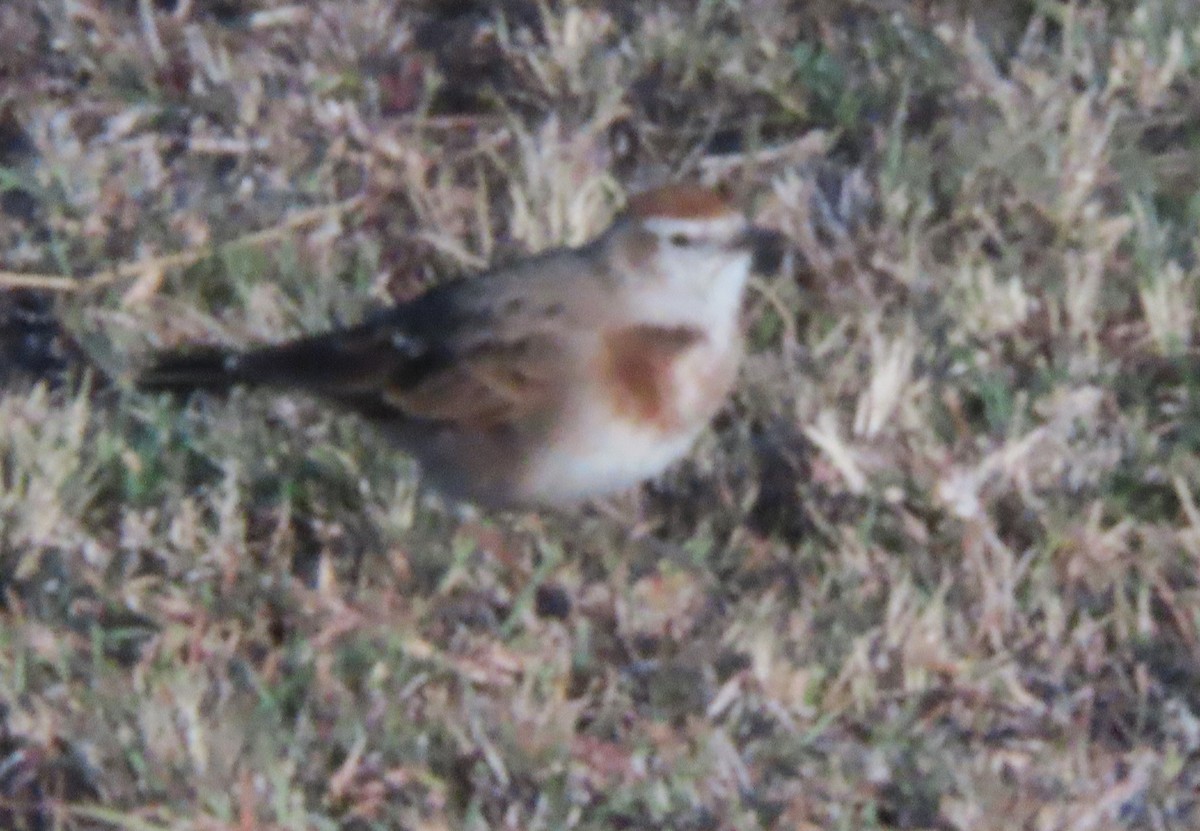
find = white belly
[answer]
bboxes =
[520,337,736,505]
[522,413,705,505]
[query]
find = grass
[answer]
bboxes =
[3,0,1200,828]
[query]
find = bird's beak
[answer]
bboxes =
[729,225,787,274]
[729,224,780,251]
[727,224,771,249]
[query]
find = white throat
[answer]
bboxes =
[635,246,751,337]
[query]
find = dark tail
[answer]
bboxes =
[136,346,245,394]
[137,323,402,397]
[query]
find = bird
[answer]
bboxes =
[138,184,759,509]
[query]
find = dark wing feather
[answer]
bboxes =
[139,276,570,430]
[380,335,562,426]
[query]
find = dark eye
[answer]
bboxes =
[668,233,692,247]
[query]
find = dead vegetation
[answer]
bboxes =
[3,1,1200,828]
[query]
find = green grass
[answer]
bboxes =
[3,0,1200,828]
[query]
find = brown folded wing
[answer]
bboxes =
[376,334,564,428]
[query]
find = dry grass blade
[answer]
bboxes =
[0,197,363,294]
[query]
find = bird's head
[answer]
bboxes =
[628,183,752,259]
[610,184,757,316]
